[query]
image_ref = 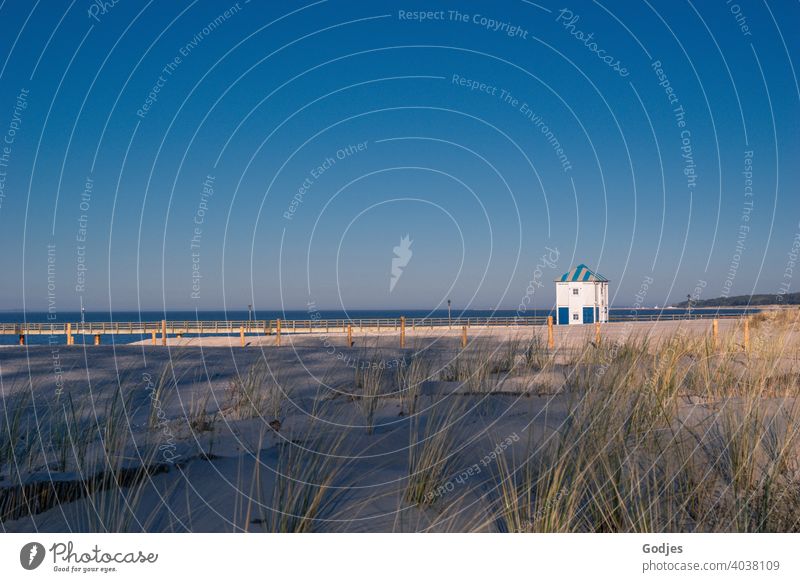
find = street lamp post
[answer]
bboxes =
[447,299,451,328]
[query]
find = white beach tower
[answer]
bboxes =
[554,264,609,325]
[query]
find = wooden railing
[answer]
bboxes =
[0,311,749,336]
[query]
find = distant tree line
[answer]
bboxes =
[674,292,800,308]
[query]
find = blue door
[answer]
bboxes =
[558,307,569,325]
[582,306,594,324]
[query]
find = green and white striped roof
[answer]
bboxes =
[556,264,608,283]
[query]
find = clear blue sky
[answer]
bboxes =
[0,0,797,313]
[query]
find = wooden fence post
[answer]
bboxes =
[161,319,167,346]
[743,318,750,352]
[461,325,467,348]
[547,316,554,350]
[151,330,157,345]
[347,324,353,347]
[94,334,101,345]
[276,319,281,347]
[240,326,245,347]
[400,316,406,348]
[712,319,719,348]
[66,322,72,346]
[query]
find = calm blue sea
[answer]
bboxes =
[0,308,759,346]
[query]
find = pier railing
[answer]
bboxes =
[0,311,748,337]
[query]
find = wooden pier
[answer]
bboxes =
[0,312,749,345]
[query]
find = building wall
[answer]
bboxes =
[556,281,608,324]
